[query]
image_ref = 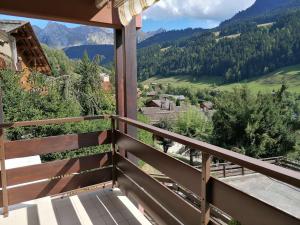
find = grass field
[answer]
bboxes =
[142,64,300,93]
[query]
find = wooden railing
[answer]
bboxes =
[0,115,299,225]
[196,156,284,178]
[112,115,300,225]
[0,115,113,216]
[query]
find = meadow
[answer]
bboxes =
[142,64,300,93]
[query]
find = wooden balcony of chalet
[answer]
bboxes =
[0,0,299,224]
[0,115,299,225]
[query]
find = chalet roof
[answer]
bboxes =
[201,101,213,109]
[0,20,27,33]
[0,20,51,74]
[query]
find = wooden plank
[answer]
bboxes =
[114,29,125,133]
[201,153,211,225]
[0,91,8,216]
[0,0,123,28]
[0,190,2,207]
[115,131,202,196]
[111,118,117,186]
[5,152,112,186]
[5,130,111,159]
[124,19,137,138]
[117,171,182,225]
[8,167,112,206]
[117,154,202,225]
[0,115,109,128]
[113,116,300,189]
[208,178,300,225]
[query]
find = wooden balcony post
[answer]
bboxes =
[0,90,8,216]
[201,152,211,225]
[114,18,138,163]
[111,117,116,186]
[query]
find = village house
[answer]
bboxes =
[0,20,51,89]
[200,100,214,111]
[99,72,111,92]
[141,97,188,124]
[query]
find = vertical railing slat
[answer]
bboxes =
[201,152,211,225]
[0,91,8,216]
[111,117,117,186]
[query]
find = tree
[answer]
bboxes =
[76,52,114,115]
[212,86,296,158]
[173,108,212,164]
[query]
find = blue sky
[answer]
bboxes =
[0,0,255,31]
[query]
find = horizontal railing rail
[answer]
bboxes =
[0,115,113,216]
[0,115,110,128]
[112,115,300,189]
[1,115,299,225]
[112,115,300,225]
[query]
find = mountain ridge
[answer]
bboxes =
[34,22,165,49]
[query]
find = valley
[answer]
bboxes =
[142,64,300,93]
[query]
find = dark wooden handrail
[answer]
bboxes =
[112,115,300,189]
[0,115,110,128]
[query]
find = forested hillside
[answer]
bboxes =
[64,45,114,65]
[138,10,300,82]
[138,27,205,48]
[223,0,300,25]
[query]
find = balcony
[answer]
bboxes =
[0,115,299,225]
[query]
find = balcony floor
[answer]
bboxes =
[0,188,152,225]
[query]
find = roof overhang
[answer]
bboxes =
[0,0,142,29]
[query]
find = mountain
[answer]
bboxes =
[64,45,114,65]
[137,9,300,82]
[222,0,300,25]
[62,27,204,64]
[137,28,166,43]
[34,22,164,49]
[33,22,113,49]
[138,28,205,48]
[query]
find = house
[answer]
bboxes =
[140,99,188,124]
[161,94,186,101]
[200,101,214,111]
[99,72,111,91]
[146,90,157,97]
[0,20,51,89]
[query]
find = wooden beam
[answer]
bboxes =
[201,152,211,225]
[0,0,141,29]
[114,29,125,133]
[114,18,138,163]
[124,18,138,137]
[0,90,8,216]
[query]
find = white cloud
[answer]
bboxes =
[143,0,256,21]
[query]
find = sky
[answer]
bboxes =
[0,0,255,32]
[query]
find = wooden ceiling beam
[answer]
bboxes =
[0,0,141,28]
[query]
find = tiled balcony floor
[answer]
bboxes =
[0,188,152,225]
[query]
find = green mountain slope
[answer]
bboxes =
[138,10,300,83]
[142,64,300,93]
[223,0,300,25]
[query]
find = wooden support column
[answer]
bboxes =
[114,18,138,163]
[0,90,8,216]
[111,117,116,187]
[201,152,211,225]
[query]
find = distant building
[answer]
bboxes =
[146,91,157,97]
[99,73,110,82]
[99,72,111,92]
[0,20,51,89]
[200,101,213,111]
[161,94,186,101]
[140,99,188,124]
[145,98,175,110]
